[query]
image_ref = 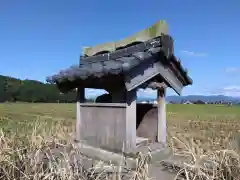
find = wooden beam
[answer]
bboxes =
[125,60,183,95]
[107,88,137,151]
[157,64,183,95]
[125,60,160,91]
[76,88,85,141]
[125,89,137,151]
[148,81,168,90]
[157,87,167,146]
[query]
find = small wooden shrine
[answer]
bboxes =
[47,20,192,155]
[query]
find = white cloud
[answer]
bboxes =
[221,86,240,97]
[85,88,157,99]
[225,67,240,73]
[207,85,240,97]
[84,88,180,99]
[137,88,156,98]
[180,50,208,57]
[85,88,107,99]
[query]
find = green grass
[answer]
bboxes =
[1,103,240,120]
[168,104,240,114]
[1,103,240,131]
[0,103,75,138]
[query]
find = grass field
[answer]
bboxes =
[1,103,240,179]
[1,103,240,149]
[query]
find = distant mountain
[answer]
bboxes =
[138,95,240,103]
[1,74,240,104]
[167,95,240,103]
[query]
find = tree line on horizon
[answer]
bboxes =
[0,75,81,103]
[0,75,236,105]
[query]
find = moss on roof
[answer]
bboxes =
[83,20,168,56]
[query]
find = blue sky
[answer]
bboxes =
[1,0,240,98]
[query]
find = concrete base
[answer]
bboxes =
[28,140,187,180]
[73,141,172,169]
[136,136,149,146]
[73,141,186,179]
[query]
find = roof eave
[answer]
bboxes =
[168,55,193,87]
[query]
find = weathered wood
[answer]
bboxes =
[158,62,183,95]
[80,103,126,107]
[102,88,137,151]
[83,20,168,56]
[125,90,137,151]
[125,60,183,95]
[79,103,127,151]
[91,90,136,152]
[78,88,136,153]
[76,88,85,141]
[169,55,192,85]
[142,81,167,145]
[161,33,174,58]
[148,81,168,90]
[94,96,154,133]
[157,88,167,145]
[125,60,161,91]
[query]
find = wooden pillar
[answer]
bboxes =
[110,88,137,151]
[76,87,85,141]
[157,87,167,146]
[125,89,137,151]
[111,88,137,151]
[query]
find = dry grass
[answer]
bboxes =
[0,117,152,180]
[0,103,240,179]
[169,136,240,180]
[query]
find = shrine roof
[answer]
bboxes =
[46,21,192,93]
